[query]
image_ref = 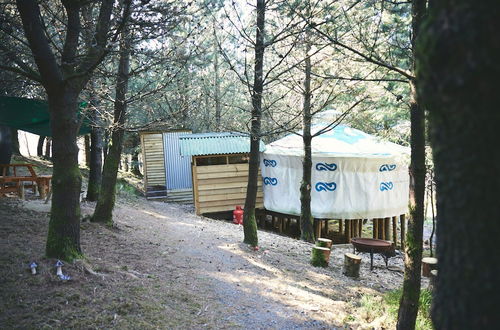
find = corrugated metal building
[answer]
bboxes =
[179,132,265,215]
[140,130,193,202]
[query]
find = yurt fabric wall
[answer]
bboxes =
[261,125,409,219]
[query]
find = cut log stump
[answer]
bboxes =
[429,269,438,291]
[311,246,331,267]
[343,253,362,278]
[422,257,438,277]
[317,238,333,249]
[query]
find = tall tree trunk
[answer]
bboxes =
[213,23,221,131]
[131,149,141,176]
[44,137,52,160]
[84,134,91,167]
[418,1,500,328]
[242,0,266,247]
[0,125,13,166]
[92,28,131,226]
[46,90,83,260]
[86,111,104,201]
[300,37,314,242]
[37,136,46,157]
[10,128,19,155]
[397,1,427,329]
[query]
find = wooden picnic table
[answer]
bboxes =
[0,164,52,199]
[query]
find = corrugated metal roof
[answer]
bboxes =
[179,132,266,156]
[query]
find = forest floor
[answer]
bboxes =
[0,170,431,329]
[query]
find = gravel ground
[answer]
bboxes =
[0,193,428,329]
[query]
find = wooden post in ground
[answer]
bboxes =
[373,219,378,239]
[379,219,385,240]
[345,220,351,243]
[384,217,390,240]
[278,217,283,233]
[359,220,363,238]
[392,216,397,245]
[272,216,276,229]
[343,253,362,278]
[400,214,406,249]
[339,219,343,236]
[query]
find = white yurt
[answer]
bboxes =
[260,121,410,220]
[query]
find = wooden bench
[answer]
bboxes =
[0,164,52,199]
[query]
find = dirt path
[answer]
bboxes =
[0,196,419,329]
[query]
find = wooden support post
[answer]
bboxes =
[315,220,321,239]
[345,220,351,242]
[343,253,362,278]
[380,219,385,239]
[278,217,283,233]
[272,216,276,229]
[400,214,406,249]
[373,219,378,239]
[392,216,397,245]
[359,220,363,238]
[384,217,390,241]
[339,219,343,234]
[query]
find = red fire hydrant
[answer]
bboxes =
[233,206,243,225]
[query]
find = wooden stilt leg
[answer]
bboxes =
[380,219,385,240]
[359,220,363,238]
[373,219,378,239]
[400,214,406,250]
[392,216,397,245]
[339,219,343,234]
[345,220,352,243]
[279,217,283,233]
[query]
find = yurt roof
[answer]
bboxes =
[264,124,409,158]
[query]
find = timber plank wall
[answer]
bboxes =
[140,132,166,191]
[193,162,263,214]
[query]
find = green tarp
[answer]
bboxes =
[0,96,91,137]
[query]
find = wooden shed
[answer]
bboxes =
[140,130,193,202]
[179,132,265,215]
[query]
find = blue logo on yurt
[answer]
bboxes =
[263,159,277,167]
[315,182,337,192]
[379,164,396,172]
[315,163,337,171]
[380,182,394,191]
[263,177,278,186]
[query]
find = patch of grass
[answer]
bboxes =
[116,178,141,197]
[358,289,433,329]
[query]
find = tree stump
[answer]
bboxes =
[317,238,332,249]
[422,257,438,277]
[343,253,362,278]
[429,269,438,291]
[311,246,331,267]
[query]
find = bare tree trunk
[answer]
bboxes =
[37,136,45,157]
[84,134,91,167]
[0,125,13,165]
[300,36,315,242]
[46,90,83,259]
[243,0,266,247]
[92,27,131,226]
[86,109,104,201]
[213,23,221,131]
[10,128,19,155]
[44,137,52,160]
[418,1,500,328]
[397,1,427,328]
